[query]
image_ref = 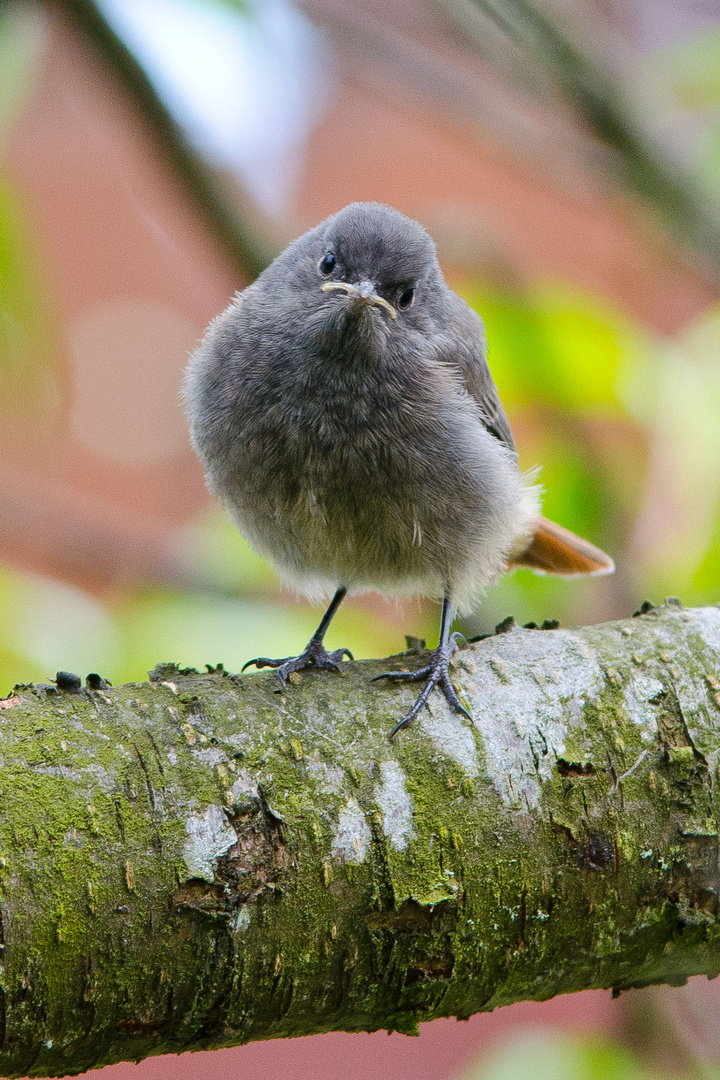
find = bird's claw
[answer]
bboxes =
[373,636,470,739]
[242,641,353,688]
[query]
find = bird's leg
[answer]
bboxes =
[373,594,470,739]
[242,587,353,689]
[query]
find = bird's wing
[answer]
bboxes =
[439,291,516,451]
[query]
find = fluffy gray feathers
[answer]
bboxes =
[184,202,539,614]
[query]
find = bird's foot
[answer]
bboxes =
[242,639,353,689]
[373,633,470,739]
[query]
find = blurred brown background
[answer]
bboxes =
[2,0,720,1076]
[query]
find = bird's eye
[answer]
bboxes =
[398,287,415,310]
[319,253,336,275]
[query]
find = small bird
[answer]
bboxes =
[185,202,613,737]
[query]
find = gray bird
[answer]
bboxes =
[185,202,613,737]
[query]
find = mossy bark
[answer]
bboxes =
[1,601,720,1076]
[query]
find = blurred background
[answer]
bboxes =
[1,0,720,1076]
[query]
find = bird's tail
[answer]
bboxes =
[510,516,615,577]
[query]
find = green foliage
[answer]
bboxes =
[457,282,648,632]
[0,564,121,691]
[115,583,406,686]
[464,1031,656,1080]
[0,545,421,695]
[0,7,61,422]
[0,177,61,419]
[464,284,643,413]
[172,510,277,593]
[201,0,250,14]
[661,29,720,108]
[652,28,720,205]
[0,5,44,141]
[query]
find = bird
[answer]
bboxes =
[184,202,614,737]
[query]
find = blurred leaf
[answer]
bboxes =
[0,4,45,144]
[0,176,62,420]
[461,283,648,414]
[693,522,720,603]
[698,135,720,203]
[0,13,62,431]
[0,563,121,692]
[460,570,577,638]
[657,28,720,111]
[623,303,720,606]
[117,590,317,680]
[648,28,720,206]
[462,1030,655,1080]
[529,435,601,534]
[198,0,250,14]
[0,645,46,699]
[462,282,644,549]
[170,509,278,593]
[0,553,415,695]
[114,587,410,684]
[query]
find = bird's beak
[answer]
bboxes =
[321,281,396,319]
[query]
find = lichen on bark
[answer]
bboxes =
[0,600,719,1077]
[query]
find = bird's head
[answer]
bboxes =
[313,202,438,322]
[267,203,444,355]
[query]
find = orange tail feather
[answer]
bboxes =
[511,516,615,578]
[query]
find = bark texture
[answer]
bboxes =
[0,600,720,1076]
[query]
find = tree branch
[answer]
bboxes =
[1,600,720,1076]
